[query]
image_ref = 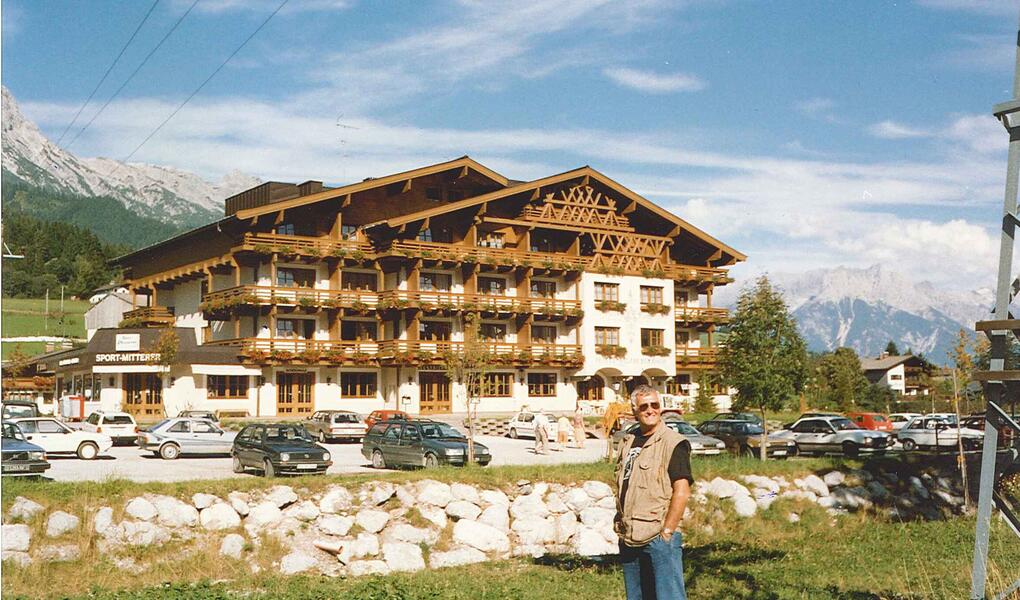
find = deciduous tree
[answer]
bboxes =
[818,347,869,411]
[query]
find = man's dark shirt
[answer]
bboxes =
[620,429,693,506]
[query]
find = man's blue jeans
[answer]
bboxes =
[619,533,687,599]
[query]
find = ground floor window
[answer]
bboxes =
[124,373,163,416]
[471,372,513,397]
[341,372,377,397]
[527,373,556,397]
[666,374,691,395]
[207,375,249,399]
[577,376,604,401]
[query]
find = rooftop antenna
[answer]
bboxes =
[336,112,359,184]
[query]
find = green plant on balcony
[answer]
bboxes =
[417,301,436,313]
[481,302,500,313]
[641,303,671,316]
[519,259,533,268]
[596,345,626,358]
[270,349,295,362]
[241,293,260,305]
[566,307,584,319]
[349,300,369,314]
[330,247,348,259]
[352,352,374,365]
[246,349,269,363]
[415,351,435,363]
[563,353,584,368]
[420,249,435,260]
[498,255,515,267]
[437,301,457,313]
[557,260,576,271]
[641,267,666,279]
[642,345,671,357]
[305,246,323,259]
[253,244,274,256]
[595,300,626,313]
[324,349,347,365]
[299,348,322,363]
[541,258,556,270]
[462,301,478,312]
[277,245,297,258]
[117,317,145,328]
[298,296,318,309]
[350,249,366,263]
[497,353,516,365]
[517,350,532,363]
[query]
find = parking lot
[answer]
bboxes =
[40,435,610,482]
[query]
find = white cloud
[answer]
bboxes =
[940,33,1014,72]
[868,120,929,139]
[603,67,706,93]
[794,97,842,123]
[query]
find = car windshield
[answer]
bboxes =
[3,406,35,419]
[831,418,859,431]
[333,413,360,423]
[745,424,765,435]
[420,423,465,439]
[871,415,887,422]
[2,422,24,440]
[265,425,313,442]
[105,415,134,425]
[670,422,700,436]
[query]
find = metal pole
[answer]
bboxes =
[970,404,1000,600]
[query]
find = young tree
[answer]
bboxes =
[951,328,979,413]
[885,340,900,356]
[817,347,869,411]
[693,371,717,414]
[440,311,493,463]
[720,276,808,460]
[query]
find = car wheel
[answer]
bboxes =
[372,449,386,469]
[842,441,859,458]
[232,455,245,474]
[902,439,917,451]
[318,431,327,443]
[740,445,755,459]
[509,428,519,439]
[424,453,439,468]
[77,442,99,460]
[159,444,180,460]
[789,443,800,457]
[263,458,276,478]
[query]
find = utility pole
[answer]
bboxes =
[45,289,49,333]
[60,285,65,339]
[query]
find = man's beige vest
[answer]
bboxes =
[614,424,686,547]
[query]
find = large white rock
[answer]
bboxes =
[192,493,219,510]
[383,523,437,545]
[370,483,396,505]
[94,507,114,535]
[220,533,246,559]
[265,486,298,508]
[121,521,171,546]
[510,493,549,520]
[347,559,390,577]
[319,486,354,514]
[450,483,481,504]
[446,500,482,521]
[418,506,448,529]
[478,505,510,532]
[579,507,616,530]
[512,515,557,545]
[284,501,320,522]
[555,512,579,544]
[318,515,354,536]
[417,481,454,507]
[563,488,592,512]
[46,511,80,537]
[823,471,846,488]
[453,519,510,553]
[429,546,487,569]
[245,502,284,530]
[382,542,426,573]
[151,496,200,528]
[8,497,44,521]
[706,478,749,499]
[125,497,157,521]
[339,533,380,563]
[544,493,570,514]
[35,543,79,563]
[596,495,618,509]
[2,551,31,567]
[479,489,510,507]
[279,551,318,575]
[582,481,613,500]
[200,503,241,530]
[780,489,818,503]
[797,475,830,498]
[572,526,618,556]
[355,509,390,534]
[741,475,780,494]
[395,485,417,507]
[227,492,251,517]
[1,524,31,552]
[733,495,757,518]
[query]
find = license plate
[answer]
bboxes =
[773,450,787,456]
[4,464,31,472]
[297,463,317,470]
[703,449,721,455]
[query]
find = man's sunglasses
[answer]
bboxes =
[636,402,660,412]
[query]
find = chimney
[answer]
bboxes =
[879,351,889,359]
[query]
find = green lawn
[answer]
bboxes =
[1,296,89,359]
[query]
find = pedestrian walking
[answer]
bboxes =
[572,406,586,449]
[614,385,693,599]
[556,414,570,450]
[533,411,551,455]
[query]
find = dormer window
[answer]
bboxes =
[418,228,433,242]
[277,223,296,236]
[340,224,358,240]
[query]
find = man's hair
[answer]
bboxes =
[630,384,659,408]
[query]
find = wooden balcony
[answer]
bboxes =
[378,339,583,367]
[201,285,379,313]
[207,338,380,364]
[379,289,582,318]
[665,264,733,286]
[387,240,588,271]
[675,346,721,368]
[674,306,730,324]
[121,306,175,327]
[235,232,372,260]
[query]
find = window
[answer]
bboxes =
[478,232,504,248]
[417,228,433,242]
[340,373,377,397]
[420,272,452,291]
[276,223,296,236]
[890,374,903,380]
[641,328,664,347]
[530,280,557,298]
[665,374,691,395]
[527,373,556,397]
[676,330,691,346]
[594,282,619,302]
[402,426,422,441]
[341,321,377,341]
[192,421,218,434]
[531,325,557,343]
[577,376,604,401]
[426,187,442,202]
[530,235,554,253]
[383,424,402,440]
[480,323,507,341]
[37,420,66,434]
[675,290,690,304]
[419,321,452,341]
[276,319,295,338]
[471,373,512,397]
[342,271,377,291]
[595,327,620,346]
[168,421,190,433]
[477,277,505,295]
[207,375,248,399]
[640,286,663,305]
[277,268,315,288]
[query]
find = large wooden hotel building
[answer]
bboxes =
[50,157,743,419]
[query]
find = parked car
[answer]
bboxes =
[896,416,983,451]
[304,410,367,443]
[362,420,490,468]
[771,416,890,457]
[709,412,763,426]
[888,413,923,431]
[178,410,219,422]
[961,414,1017,449]
[82,411,138,445]
[1,422,50,476]
[365,410,409,430]
[782,412,843,430]
[506,411,560,440]
[925,413,959,426]
[231,423,331,477]
[697,419,798,458]
[9,417,112,460]
[846,412,893,432]
[137,417,236,459]
[2,400,40,420]
[610,420,726,457]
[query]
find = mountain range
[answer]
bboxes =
[0,87,986,365]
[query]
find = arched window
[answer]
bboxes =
[577,376,604,402]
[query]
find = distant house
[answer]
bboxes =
[88,283,130,304]
[861,353,930,396]
[84,292,140,340]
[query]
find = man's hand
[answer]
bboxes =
[660,528,673,542]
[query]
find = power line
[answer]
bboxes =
[117,0,290,165]
[55,0,161,146]
[65,0,202,150]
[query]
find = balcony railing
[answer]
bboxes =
[201,285,379,311]
[665,264,732,285]
[379,289,582,316]
[674,306,730,324]
[236,232,372,258]
[388,240,588,270]
[121,306,175,326]
[207,338,380,363]
[675,346,721,365]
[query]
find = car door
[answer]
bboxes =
[715,422,739,453]
[815,421,839,450]
[233,426,253,465]
[190,419,228,454]
[518,413,535,438]
[380,424,402,464]
[789,420,821,451]
[33,419,75,453]
[399,424,423,466]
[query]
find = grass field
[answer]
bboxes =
[1,296,89,359]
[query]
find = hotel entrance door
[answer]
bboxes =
[419,372,451,414]
[123,373,164,418]
[277,372,314,416]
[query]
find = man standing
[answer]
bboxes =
[614,385,692,599]
[533,411,551,455]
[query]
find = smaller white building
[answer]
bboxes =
[861,354,929,396]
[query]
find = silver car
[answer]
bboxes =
[303,410,367,443]
[772,416,890,457]
[611,419,726,456]
[137,418,236,460]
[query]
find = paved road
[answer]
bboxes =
[39,435,610,483]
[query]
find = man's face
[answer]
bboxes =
[632,394,661,429]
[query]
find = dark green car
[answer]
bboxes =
[231,423,332,477]
[361,420,491,469]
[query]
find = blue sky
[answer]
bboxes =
[2,0,1015,290]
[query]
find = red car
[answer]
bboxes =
[365,410,410,430]
[847,412,893,432]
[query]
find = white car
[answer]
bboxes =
[888,413,923,431]
[507,411,560,441]
[896,416,983,451]
[10,417,113,460]
[772,416,891,457]
[82,411,138,444]
[925,413,959,426]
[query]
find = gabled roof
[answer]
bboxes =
[861,355,921,372]
[233,156,509,220]
[368,165,746,263]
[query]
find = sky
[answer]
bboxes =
[1,0,1016,291]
